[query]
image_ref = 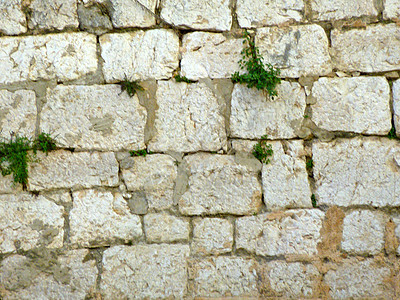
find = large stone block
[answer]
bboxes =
[40,85,146,151]
[393,79,400,137]
[313,138,400,207]
[0,0,27,35]
[178,153,262,215]
[256,25,332,78]
[109,0,156,28]
[0,33,97,84]
[312,77,391,135]
[101,245,190,299]
[144,213,189,243]
[331,24,400,73]
[100,30,179,82]
[310,0,378,21]
[148,81,227,152]
[384,0,400,19]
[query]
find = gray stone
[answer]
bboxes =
[393,79,400,137]
[127,196,148,215]
[0,0,27,35]
[109,0,156,28]
[0,174,23,194]
[144,213,189,243]
[77,3,112,35]
[310,0,378,21]
[394,215,400,255]
[384,0,400,19]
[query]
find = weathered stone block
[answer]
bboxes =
[101,245,190,299]
[40,85,146,151]
[313,138,400,207]
[256,25,332,78]
[384,0,400,19]
[331,24,400,73]
[230,82,306,139]
[148,81,227,152]
[236,209,324,256]
[394,216,400,255]
[144,213,189,243]
[0,0,27,35]
[179,153,262,215]
[109,0,156,28]
[393,79,400,137]
[28,151,119,191]
[77,2,113,35]
[312,77,391,134]
[310,0,378,21]
[0,174,23,194]
[100,30,179,82]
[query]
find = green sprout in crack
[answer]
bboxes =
[32,132,57,155]
[130,149,149,157]
[306,158,313,170]
[119,77,144,97]
[311,194,317,208]
[252,135,273,164]
[174,74,195,83]
[388,127,397,140]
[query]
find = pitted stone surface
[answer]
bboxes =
[312,77,391,134]
[28,151,119,191]
[148,81,227,152]
[189,257,259,297]
[161,0,231,31]
[0,33,97,84]
[230,82,306,139]
[313,138,400,207]
[70,189,142,247]
[40,85,146,151]
[100,30,179,82]
[192,218,233,255]
[144,213,189,243]
[331,24,400,73]
[101,245,190,299]
[384,0,400,19]
[256,25,332,78]
[0,0,27,35]
[393,79,400,137]
[122,154,177,210]
[179,153,262,216]
[109,0,156,28]
[237,0,304,27]
[181,32,242,80]
[310,0,378,21]
[0,193,64,253]
[236,209,324,256]
[0,90,36,140]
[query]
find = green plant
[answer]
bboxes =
[232,30,281,98]
[130,149,148,157]
[311,194,317,208]
[388,127,397,139]
[119,77,144,97]
[32,133,57,155]
[174,74,195,83]
[306,158,313,170]
[252,135,273,164]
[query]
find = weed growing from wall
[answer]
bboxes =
[252,135,273,164]
[388,127,397,139]
[119,77,144,97]
[174,74,195,83]
[130,149,150,157]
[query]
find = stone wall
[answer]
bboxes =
[0,0,400,299]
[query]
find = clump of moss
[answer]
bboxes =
[130,149,149,157]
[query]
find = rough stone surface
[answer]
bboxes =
[230,82,306,139]
[161,0,232,31]
[262,140,312,210]
[393,79,400,137]
[101,245,190,299]
[41,85,146,151]
[394,216,400,255]
[0,174,23,194]
[384,0,400,19]
[192,218,233,255]
[331,24,400,73]
[237,0,304,27]
[28,151,119,191]
[313,138,400,207]
[0,0,27,35]
[189,257,259,297]
[77,3,113,35]
[122,154,177,210]
[100,30,179,82]
[144,213,189,243]
[69,189,142,247]
[236,209,324,256]
[0,193,64,253]
[109,0,156,28]
[324,259,392,299]
[0,90,36,140]
[312,77,391,134]
[256,25,332,78]
[310,0,378,21]
[0,250,97,299]
[0,33,97,85]
[179,154,262,216]
[181,32,242,80]
[148,81,227,152]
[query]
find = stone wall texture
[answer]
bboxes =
[0,0,399,299]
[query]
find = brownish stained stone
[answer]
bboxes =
[385,219,400,256]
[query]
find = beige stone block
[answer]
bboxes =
[144,213,189,243]
[0,0,27,35]
[109,0,156,28]
[311,0,378,21]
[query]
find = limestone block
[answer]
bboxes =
[41,85,146,151]
[310,0,378,21]
[28,0,79,30]
[331,24,400,73]
[101,245,190,299]
[394,216,400,255]
[109,0,156,28]
[393,79,400,137]
[237,0,304,27]
[236,209,324,256]
[256,25,332,78]
[0,174,23,194]
[77,2,113,35]
[262,140,312,210]
[0,33,97,85]
[69,189,142,247]
[144,213,189,243]
[312,77,391,134]
[0,90,36,140]
[0,249,97,299]
[148,81,227,152]
[100,30,179,82]
[192,218,233,255]
[179,153,262,215]
[384,0,400,19]
[0,0,26,35]
[313,138,400,207]
[122,154,177,210]
[230,82,306,139]
[28,151,119,191]
[189,257,259,297]
[0,193,64,253]
[181,32,242,80]
[160,0,232,31]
